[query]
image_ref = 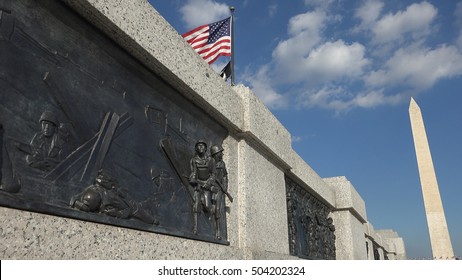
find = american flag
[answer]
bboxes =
[182,17,231,64]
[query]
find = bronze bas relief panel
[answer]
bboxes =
[0,0,230,244]
[286,176,336,259]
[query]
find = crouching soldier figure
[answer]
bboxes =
[70,169,158,225]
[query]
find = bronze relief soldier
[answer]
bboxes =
[188,140,216,235]
[210,144,231,240]
[70,169,158,225]
[26,111,68,171]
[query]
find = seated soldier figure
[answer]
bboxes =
[26,111,66,171]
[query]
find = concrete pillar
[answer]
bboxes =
[325,177,367,260]
[236,139,289,257]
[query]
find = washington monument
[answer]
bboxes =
[409,97,454,259]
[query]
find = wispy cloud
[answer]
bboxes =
[243,65,288,109]
[268,4,278,18]
[179,0,230,29]
[366,44,462,89]
[291,135,302,143]
[354,0,384,31]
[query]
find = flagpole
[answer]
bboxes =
[230,6,235,86]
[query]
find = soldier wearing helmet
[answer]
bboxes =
[26,111,66,171]
[210,144,228,240]
[39,111,59,134]
[70,169,158,224]
[188,139,216,235]
[72,188,102,212]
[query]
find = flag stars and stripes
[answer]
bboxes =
[208,19,230,44]
[182,17,231,64]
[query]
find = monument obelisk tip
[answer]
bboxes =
[409,97,419,110]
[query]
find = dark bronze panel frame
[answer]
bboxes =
[0,0,230,244]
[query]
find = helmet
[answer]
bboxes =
[195,139,207,147]
[39,111,59,126]
[210,145,224,155]
[81,189,101,211]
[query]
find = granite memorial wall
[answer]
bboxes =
[0,0,406,260]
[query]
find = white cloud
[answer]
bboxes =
[351,90,402,108]
[298,86,352,111]
[352,91,386,108]
[365,44,462,89]
[273,38,369,85]
[291,135,302,143]
[271,10,327,81]
[180,0,230,29]
[299,87,403,112]
[269,10,369,85]
[355,0,384,30]
[299,86,338,108]
[276,9,327,57]
[245,65,288,109]
[210,60,228,73]
[302,40,369,83]
[287,10,326,36]
[364,70,387,87]
[372,2,437,44]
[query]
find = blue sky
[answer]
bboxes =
[148,0,462,259]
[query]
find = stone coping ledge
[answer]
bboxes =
[324,176,367,222]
